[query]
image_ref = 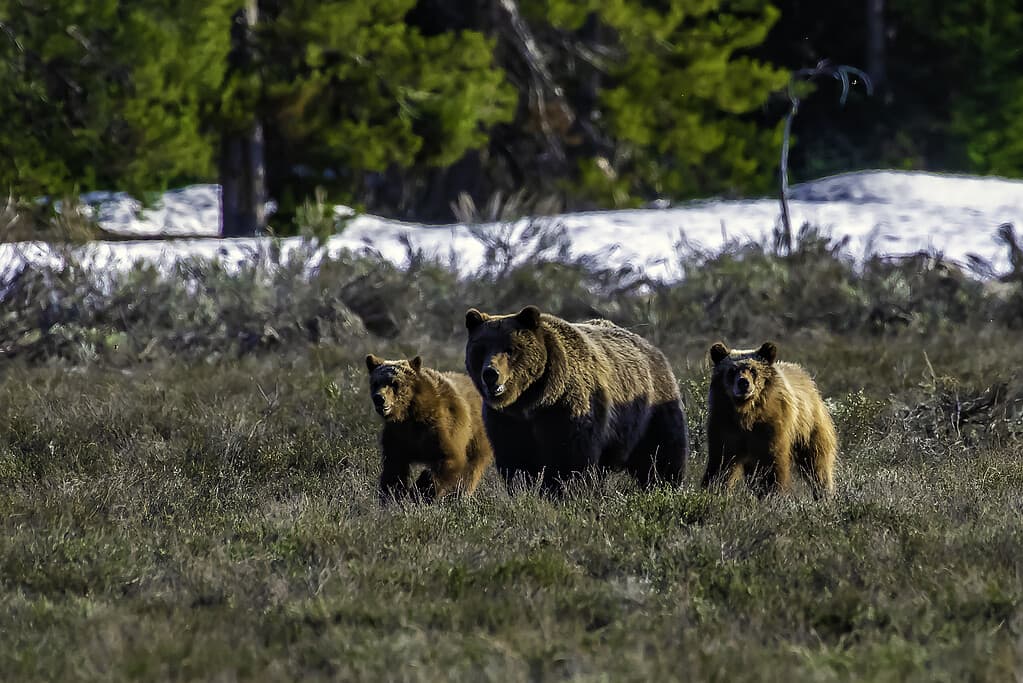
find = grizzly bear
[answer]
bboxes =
[464,305,690,492]
[702,342,838,498]
[365,354,494,502]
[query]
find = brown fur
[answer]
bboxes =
[366,354,493,502]
[464,306,690,491]
[702,342,838,498]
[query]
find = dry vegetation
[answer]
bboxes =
[1,224,1021,680]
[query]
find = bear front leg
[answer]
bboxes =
[414,469,437,502]
[379,457,413,503]
[483,405,542,492]
[725,461,746,492]
[460,434,493,497]
[430,433,472,499]
[543,419,603,495]
[749,434,793,498]
[701,428,729,489]
[704,430,748,493]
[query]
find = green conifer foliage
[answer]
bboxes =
[0,0,235,197]
[760,0,1023,181]
[526,0,788,204]
[926,0,1023,175]
[247,0,516,216]
[873,0,1023,177]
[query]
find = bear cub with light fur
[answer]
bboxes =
[703,341,837,497]
[366,354,493,502]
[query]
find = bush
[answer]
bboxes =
[0,194,109,244]
[1,220,1021,365]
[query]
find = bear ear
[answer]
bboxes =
[515,305,542,330]
[709,342,730,365]
[366,353,384,372]
[465,308,486,332]
[409,355,422,373]
[757,342,778,365]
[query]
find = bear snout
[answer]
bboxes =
[372,393,391,416]
[731,376,755,401]
[481,366,506,397]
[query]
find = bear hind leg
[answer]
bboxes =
[795,429,837,499]
[626,401,690,489]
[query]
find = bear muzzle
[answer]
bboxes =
[731,378,754,402]
[481,366,507,399]
[372,393,392,417]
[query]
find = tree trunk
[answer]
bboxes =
[220,122,266,237]
[866,0,886,90]
[220,0,266,237]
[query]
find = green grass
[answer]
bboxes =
[1,330,1021,681]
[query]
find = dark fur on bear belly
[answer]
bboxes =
[380,421,446,467]
[483,392,690,491]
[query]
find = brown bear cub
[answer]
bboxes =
[366,354,493,502]
[464,305,690,493]
[703,342,838,498]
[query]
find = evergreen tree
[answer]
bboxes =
[902,0,1023,175]
[757,0,1023,181]
[419,0,789,212]
[241,0,517,222]
[540,0,789,204]
[0,0,235,198]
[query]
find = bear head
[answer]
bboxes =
[709,341,778,405]
[365,354,422,421]
[464,305,546,410]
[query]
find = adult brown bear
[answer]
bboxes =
[702,342,838,498]
[464,305,690,492]
[366,354,493,502]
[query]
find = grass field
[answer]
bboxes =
[1,324,1021,681]
[2,227,1022,680]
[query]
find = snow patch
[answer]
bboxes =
[4,170,1022,283]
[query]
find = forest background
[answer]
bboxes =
[4,0,1019,234]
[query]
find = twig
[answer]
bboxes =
[778,60,873,254]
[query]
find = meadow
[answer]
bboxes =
[1,225,1021,681]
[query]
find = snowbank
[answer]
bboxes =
[4,170,1021,283]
